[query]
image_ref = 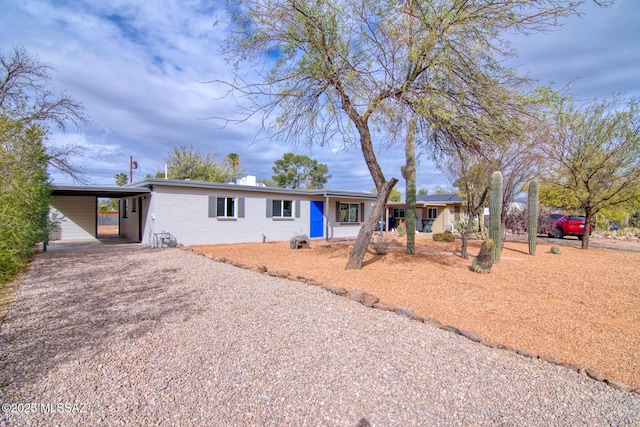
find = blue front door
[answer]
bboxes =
[310,201,324,238]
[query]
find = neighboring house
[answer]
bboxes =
[51,177,377,246]
[385,194,463,233]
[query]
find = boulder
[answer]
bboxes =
[290,235,310,249]
[346,289,380,307]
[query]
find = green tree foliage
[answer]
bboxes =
[114,172,128,186]
[371,186,401,202]
[272,152,331,189]
[0,118,51,283]
[540,97,640,249]
[227,153,241,178]
[220,0,586,268]
[0,46,86,282]
[97,198,118,211]
[161,145,234,183]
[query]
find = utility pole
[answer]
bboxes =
[129,156,138,183]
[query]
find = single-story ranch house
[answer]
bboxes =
[50,177,463,246]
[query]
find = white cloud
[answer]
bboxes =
[2,0,638,192]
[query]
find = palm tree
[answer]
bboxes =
[114,172,128,186]
[227,153,240,177]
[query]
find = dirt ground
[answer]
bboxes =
[191,233,640,389]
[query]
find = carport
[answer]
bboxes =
[51,185,151,242]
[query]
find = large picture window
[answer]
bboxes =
[339,202,360,223]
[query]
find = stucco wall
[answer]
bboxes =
[119,196,150,242]
[326,199,372,239]
[50,196,97,241]
[143,186,311,246]
[141,186,373,246]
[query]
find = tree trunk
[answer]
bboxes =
[461,214,473,259]
[403,117,417,255]
[582,209,593,250]
[346,179,398,269]
[336,86,398,269]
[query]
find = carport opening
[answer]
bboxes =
[97,198,120,238]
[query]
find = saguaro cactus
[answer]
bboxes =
[489,171,503,263]
[528,179,539,255]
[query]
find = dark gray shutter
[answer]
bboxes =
[360,202,365,223]
[266,198,272,218]
[208,195,217,218]
[295,199,301,218]
[238,197,245,218]
[336,201,340,222]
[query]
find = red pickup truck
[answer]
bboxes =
[545,214,593,240]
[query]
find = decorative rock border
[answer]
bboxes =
[181,246,639,395]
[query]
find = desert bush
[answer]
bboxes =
[432,232,444,241]
[442,230,455,242]
[537,214,557,236]
[505,208,527,234]
[370,234,391,255]
[452,216,479,236]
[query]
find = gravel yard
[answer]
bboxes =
[193,234,640,390]
[0,242,639,426]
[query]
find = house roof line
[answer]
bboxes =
[127,178,378,200]
[52,185,151,198]
[386,201,454,207]
[52,179,378,200]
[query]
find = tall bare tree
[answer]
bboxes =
[219,0,587,269]
[541,96,640,249]
[440,147,492,258]
[1,45,88,181]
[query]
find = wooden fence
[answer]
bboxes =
[98,211,119,225]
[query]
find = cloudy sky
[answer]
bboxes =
[1,0,638,193]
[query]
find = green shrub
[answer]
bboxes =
[442,230,455,242]
[432,232,444,241]
[0,119,51,283]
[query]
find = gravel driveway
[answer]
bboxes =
[1,242,638,426]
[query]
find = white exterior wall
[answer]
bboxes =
[120,196,150,242]
[326,198,373,239]
[144,186,314,246]
[50,196,97,241]
[141,185,375,246]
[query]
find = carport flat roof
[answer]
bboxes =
[52,185,151,198]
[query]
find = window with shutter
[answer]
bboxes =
[208,195,217,218]
[337,202,361,223]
